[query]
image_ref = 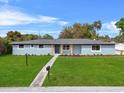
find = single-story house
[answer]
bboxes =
[115,43,124,55]
[11,39,115,55]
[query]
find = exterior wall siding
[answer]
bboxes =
[13,45,52,55]
[73,45,81,55]
[81,45,115,55]
[12,44,115,55]
[63,50,71,55]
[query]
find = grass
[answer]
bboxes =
[0,55,52,87]
[43,56,124,86]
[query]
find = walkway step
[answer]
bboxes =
[30,54,59,87]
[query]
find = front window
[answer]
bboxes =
[31,45,37,48]
[63,45,70,50]
[92,45,100,51]
[39,45,44,48]
[31,45,34,47]
[19,45,24,48]
[13,45,18,48]
[25,45,30,48]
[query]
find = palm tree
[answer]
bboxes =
[93,20,102,30]
[91,21,102,39]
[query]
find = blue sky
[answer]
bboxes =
[0,0,123,38]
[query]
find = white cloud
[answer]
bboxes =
[98,21,120,37]
[0,0,9,3]
[102,21,120,31]
[0,9,69,26]
[0,0,20,4]
[39,16,58,23]
[58,21,69,26]
[0,10,36,26]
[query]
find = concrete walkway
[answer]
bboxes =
[1,87,124,92]
[30,54,59,87]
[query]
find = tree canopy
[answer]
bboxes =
[114,18,124,42]
[6,31,54,42]
[115,18,124,35]
[42,34,54,39]
[59,21,102,39]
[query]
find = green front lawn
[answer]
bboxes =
[0,55,52,87]
[43,56,124,86]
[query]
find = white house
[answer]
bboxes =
[11,39,115,56]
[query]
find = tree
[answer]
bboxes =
[59,21,102,39]
[93,20,102,30]
[90,21,102,39]
[115,18,124,35]
[0,38,5,54]
[73,23,92,38]
[42,34,54,39]
[22,34,40,41]
[59,26,74,38]
[114,18,124,42]
[114,35,124,43]
[2,39,12,54]
[6,31,42,42]
[98,35,111,42]
[6,31,22,42]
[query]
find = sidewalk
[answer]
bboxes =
[30,54,59,87]
[0,87,124,92]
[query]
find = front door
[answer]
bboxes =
[55,45,60,54]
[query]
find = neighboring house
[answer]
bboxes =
[11,39,115,55]
[115,43,124,55]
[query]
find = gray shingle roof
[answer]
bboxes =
[11,39,115,45]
